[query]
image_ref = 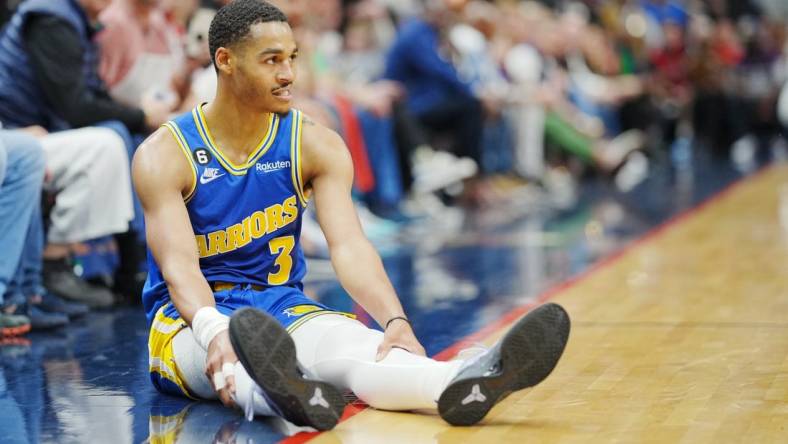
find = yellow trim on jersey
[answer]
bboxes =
[162,122,198,203]
[192,104,279,175]
[290,110,308,207]
[148,305,197,400]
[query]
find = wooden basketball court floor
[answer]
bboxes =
[291,164,788,443]
[0,163,785,443]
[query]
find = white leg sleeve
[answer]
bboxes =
[41,127,134,243]
[291,314,462,412]
[171,327,275,419]
[171,327,215,400]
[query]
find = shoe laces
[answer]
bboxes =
[248,385,286,421]
[244,386,265,422]
[456,343,501,376]
[456,342,490,368]
[455,343,489,361]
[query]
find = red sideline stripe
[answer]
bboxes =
[280,164,774,444]
[282,404,367,444]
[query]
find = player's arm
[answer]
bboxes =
[301,116,426,360]
[132,129,238,406]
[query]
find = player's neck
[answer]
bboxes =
[201,94,274,163]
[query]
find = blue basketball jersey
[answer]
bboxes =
[142,104,310,323]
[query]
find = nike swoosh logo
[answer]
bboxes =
[200,173,225,185]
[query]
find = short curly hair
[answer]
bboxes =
[208,0,288,67]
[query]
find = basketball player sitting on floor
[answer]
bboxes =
[132,0,570,430]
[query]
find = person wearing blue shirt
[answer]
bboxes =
[384,0,484,165]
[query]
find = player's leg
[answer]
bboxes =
[228,308,346,430]
[437,303,570,425]
[290,313,463,412]
[150,289,344,430]
[147,302,276,419]
[169,320,279,419]
[231,287,456,415]
[291,303,570,425]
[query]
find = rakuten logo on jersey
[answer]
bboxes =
[256,160,291,173]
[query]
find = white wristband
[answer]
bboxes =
[192,306,230,351]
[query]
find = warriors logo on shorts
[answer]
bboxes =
[283,304,324,318]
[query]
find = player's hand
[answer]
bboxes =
[376,319,426,361]
[205,329,239,408]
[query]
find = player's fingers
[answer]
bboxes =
[411,342,426,356]
[205,354,221,381]
[226,375,236,397]
[376,341,414,361]
[218,387,236,409]
[222,361,237,395]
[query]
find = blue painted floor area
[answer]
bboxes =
[0,156,751,443]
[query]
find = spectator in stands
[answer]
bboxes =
[97,0,195,111]
[384,0,485,169]
[35,125,135,309]
[0,120,133,313]
[0,0,170,133]
[1,128,94,330]
[0,0,169,302]
[501,4,645,193]
[0,130,42,336]
[0,129,87,332]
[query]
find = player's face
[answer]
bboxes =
[232,21,298,115]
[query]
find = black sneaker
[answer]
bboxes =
[38,293,89,319]
[0,312,31,337]
[437,303,571,426]
[229,308,346,430]
[43,258,114,309]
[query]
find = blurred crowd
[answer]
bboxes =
[1,0,787,337]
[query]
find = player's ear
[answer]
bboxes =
[214,47,233,75]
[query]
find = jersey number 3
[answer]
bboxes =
[268,236,295,285]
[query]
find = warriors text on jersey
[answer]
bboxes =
[142,104,310,323]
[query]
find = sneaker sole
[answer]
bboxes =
[438,303,571,426]
[0,336,31,346]
[1,324,31,337]
[229,307,345,430]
